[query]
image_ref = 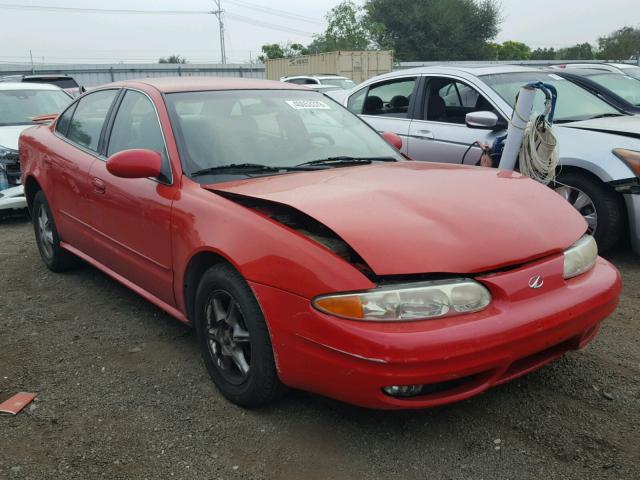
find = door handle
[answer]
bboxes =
[91,177,106,195]
[415,130,434,140]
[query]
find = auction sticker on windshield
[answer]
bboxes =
[285,100,331,110]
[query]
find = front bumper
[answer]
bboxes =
[251,255,621,409]
[0,185,27,212]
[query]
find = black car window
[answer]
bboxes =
[359,77,417,118]
[426,77,495,124]
[55,102,77,136]
[66,89,118,151]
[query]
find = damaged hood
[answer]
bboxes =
[0,125,32,151]
[206,162,586,275]
[560,115,640,138]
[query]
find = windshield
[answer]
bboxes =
[588,73,640,106]
[620,66,640,80]
[165,89,402,181]
[321,78,357,89]
[481,72,621,123]
[0,89,72,126]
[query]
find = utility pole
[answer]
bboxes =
[29,50,35,74]
[212,1,226,64]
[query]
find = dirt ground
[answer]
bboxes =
[1,216,639,480]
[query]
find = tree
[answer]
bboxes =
[597,26,640,60]
[530,47,556,60]
[364,0,502,61]
[257,42,309,62]
[556,43,594,60]
[158,55,187,64]
[307,1,371,53]
[496,41,531,60]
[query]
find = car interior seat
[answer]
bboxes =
[363,95,384,115]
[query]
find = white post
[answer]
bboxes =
[499,85,537,171]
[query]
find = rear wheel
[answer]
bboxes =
[194,263,285,407]
[553,171,624,252]
[32,190,78,272]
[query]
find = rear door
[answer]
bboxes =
[346,76,419,156]
[49,89,120,252]
[88,89,177,306]
[407,76,506,164]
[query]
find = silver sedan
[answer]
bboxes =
[333,65,640,254]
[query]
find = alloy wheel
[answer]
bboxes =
[37,205,54,259]
[554,184,597,235]
[205,290,252,385]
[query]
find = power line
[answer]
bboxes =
[225,0,323,25]
[0,3,209,15]
[226,12,316,37]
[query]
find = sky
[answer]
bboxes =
[0,0,638,65]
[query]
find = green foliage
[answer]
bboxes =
[158,55,187,64]
[363,0,502,61]
[556,43,594,60]
[597,26,640,60]
[530,48,556,60]
[308,1,371,53]
[497,41,531,60]
[257,42,309,62]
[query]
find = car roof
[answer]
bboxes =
[0,81,65,91]
[370,64,540,81]
[106,76,310,93]
[23,74,74,80]
[557,68,615,77]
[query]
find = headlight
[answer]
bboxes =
[613,148,640,177]
[313,279,491,322]
[563,235,597,279]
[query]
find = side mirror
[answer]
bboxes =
[465,111,500,129]
[106,149,162,179]
[80,86,86,94]
[382,131,403,150]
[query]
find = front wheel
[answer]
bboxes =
[553,172,625,252]
[194,263,285,407]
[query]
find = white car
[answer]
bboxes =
[555,63,640,80]
[0,82,72,214]
[280,75,357,90]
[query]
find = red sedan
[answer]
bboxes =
[19,78,621,409]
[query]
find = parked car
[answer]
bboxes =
[0,74,84,97]
[280,74,357,90]
[555,62,640,80]
[552,69,640,115]
[0,82,72,214]
[337,65,640,254]
[20,77,620,410]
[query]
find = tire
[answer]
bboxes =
[553,171,624,252]
[32,190,78,272]
[194,263,285,407]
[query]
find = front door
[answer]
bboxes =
[407,77,506,165]
[346,76,419,157]
[88,89,176,306]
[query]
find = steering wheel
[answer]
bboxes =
[308,132,335,145]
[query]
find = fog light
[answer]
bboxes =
[383,385,423,397]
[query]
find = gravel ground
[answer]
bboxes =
[1,217,639,480]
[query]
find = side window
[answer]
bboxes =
[360,77,417,118]
[107,90,169,180]
[55,103,77,137]
[426,78,494,124]
[66,89,118,151]
[347,87,367,114]
[107,91,164,156]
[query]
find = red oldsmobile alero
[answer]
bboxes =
[19,77,621,409]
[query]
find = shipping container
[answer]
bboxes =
[265,50,394,84]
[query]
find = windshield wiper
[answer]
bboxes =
[190,163,313,177]
[296,156,397,167]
